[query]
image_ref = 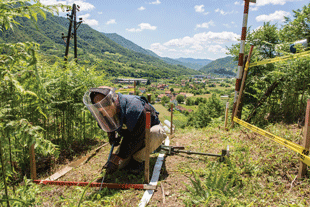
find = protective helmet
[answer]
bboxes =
[83,86,120,132]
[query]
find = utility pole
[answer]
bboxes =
[62,4,83,62]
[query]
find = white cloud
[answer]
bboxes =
[106,19,116,25]
[250,7,259,11]
[255,0,301,6]
[138,6,146,11]
[215,8,237,15]
[149,0,161,5]
[250,0,302,11]
[208,45,229,54]
[256,10,290,22]
[150,43,167,56]
[196,20,215,29]
[194,5,209,15]
[163,31,239,49]
[234,1,241,5]
[195,5,205,13]
[223,24,231,28]
[98,12,103,14]
[126,23,157,32]
[78,13,98,26]
[151,43,167,51]
[40,0,95,11]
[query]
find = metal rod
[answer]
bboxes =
[100,143,114,190]
[170,149,221,157]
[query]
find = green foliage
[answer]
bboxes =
[176,95,184,104]
[200,56,237,76]
[187,94,224,128]
[228,4,310,124]
[280,3,310,43]
[183,162,241,206]
[161,96,170,106]
[186,97,194,106]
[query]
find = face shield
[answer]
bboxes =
[83,87,120,132]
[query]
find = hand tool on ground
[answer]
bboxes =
[100,143,114,190]
[160,145,229,162]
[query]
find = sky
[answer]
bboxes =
[40,0,309,60]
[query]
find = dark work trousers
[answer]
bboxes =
[117,111,146,160]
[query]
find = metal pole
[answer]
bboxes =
[298,99,310,178]
[73,4,77,62]
[232,0,254,120]
[64,4,75,62]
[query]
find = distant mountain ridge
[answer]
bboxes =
[103,33,209,70]
[176,58,212,66]
[200,56,237,76]
[0,12,201,79]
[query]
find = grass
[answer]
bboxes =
[2,111,310,206]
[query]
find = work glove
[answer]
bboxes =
[107,131,121,146]
[105,154,124,174]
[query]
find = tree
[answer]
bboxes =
[170,88,174,93]
[161,96,170,106]
[280,3,310,44]
[187,94,224,128]
[146,79,151,85]
[176,95,185,104]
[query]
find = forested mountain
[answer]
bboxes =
[103,33,159,57]
[0,11,201,79]
[199,56,237,76]
[176,58,212,68]
[103,33,204,70]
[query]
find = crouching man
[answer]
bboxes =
[83,86,167,174]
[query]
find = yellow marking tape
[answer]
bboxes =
[249,50,310,68]
[233,117,310,166]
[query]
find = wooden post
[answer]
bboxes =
[134,81,136,95]
[170,104,173,135]
[30,143,37,180]
[232,45,254,127]
[224,102,229,130]
[147,94,151,103]
[298,99,310,178]
[0,138,10,207]
[144,112,151,183]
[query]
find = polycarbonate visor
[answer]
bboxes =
[83,90,120,132]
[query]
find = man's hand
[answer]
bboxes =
[107,131,121,146]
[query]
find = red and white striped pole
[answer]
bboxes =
[232,0,256,119]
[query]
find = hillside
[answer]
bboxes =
[103,33,159,58]
[103,33,205,70]
[200,56,237,76]
[176,57,212,70]
[0,12,201,79]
